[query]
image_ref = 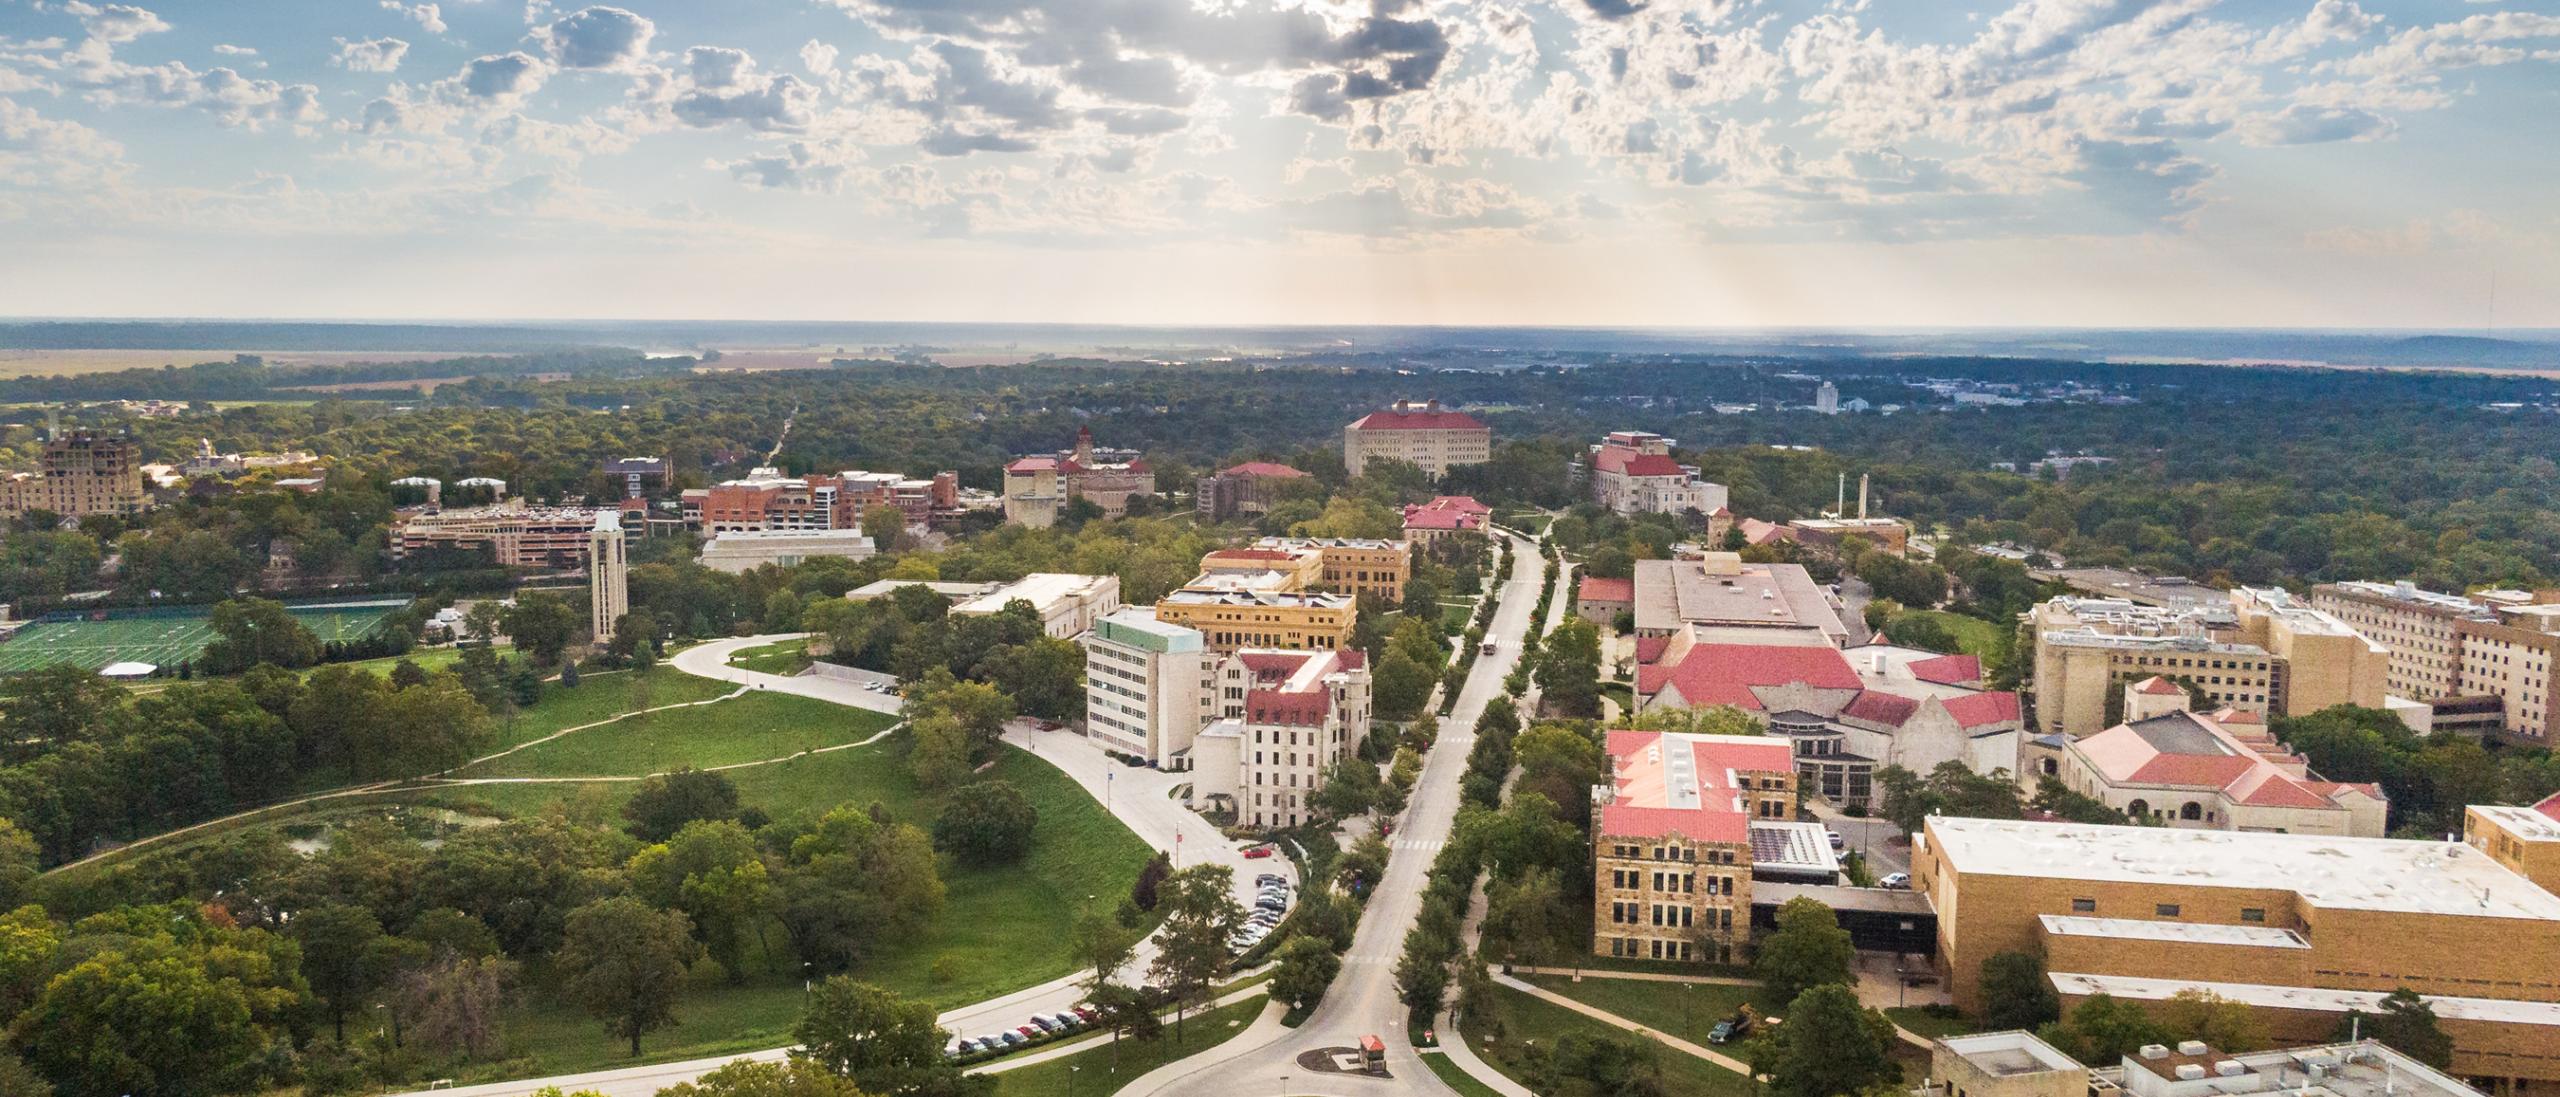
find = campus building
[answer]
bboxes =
[690,467,961,535]
[0,429,149,522]
[1633,641,2025,809]
[2311,580,2496,702]
[1188,648,1372,828]
[1922,1032,2494,1097]
[1003,427,1150,528]
[1588,730,1813,963]
[1630,552,1850,648]
[1586,431,1725,517]
[2030,595,2329,738]
[1083,610,1220,762]
[602,456,669,498]
[845,572,1121,639]
[1401,495,1490,545]
[1153,588,1357,652]
[1342,400,1491,478]
[1194,461,1309,522]
[2058,680,2388,836]
[696,529,878,574]
[2228,586,2392,718]
[1911,816,2560,1092]
[394,504,604,568]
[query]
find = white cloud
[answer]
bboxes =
[332,37,411,74]
[379,1,448,37]
[61,2,168,45]
[536,6,658,71]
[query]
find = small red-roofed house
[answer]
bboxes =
[1579,575,1636,626]
[2061,709,2389,836]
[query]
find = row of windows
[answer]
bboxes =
[2068,897,2267,923]
[1605,844,1740,865]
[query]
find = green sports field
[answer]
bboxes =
[0,599,409,674]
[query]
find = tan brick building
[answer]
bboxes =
[2456,618,2559,746]
[1343,400,1490,479]
[1153,589,1356,652]
[1913,816,2560,1092]
[1590,731,1798,964]
[2312,580,2495,702]
[0,430,148,521]
[2028,590,2385,738]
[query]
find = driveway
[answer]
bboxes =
[669,634,903,716]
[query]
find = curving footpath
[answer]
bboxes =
[391,635,1282,1097]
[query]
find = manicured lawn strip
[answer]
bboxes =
[1890,609,2004,657]
[315,644,513,678]
[986,994,1268,1097]
[427,734,1160,1083]
[1521,974,1767,1048]
[455,692,895,777]
[1885,1005,1979,1039]
[1465,984,1754,1097]
[1423,1051,1509,1097]
[726,638,811,675]
[486,668,738,749]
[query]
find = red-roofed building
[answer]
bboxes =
[1401,495,1491,544]
[1637,643,1866,713]
[2062,704,2388,836]
[1344,400,1491,478]
[1184,647,1374,829]
[1579,575,1636,626]
[1003,426,1151,528]
[1588,431,1726,517]
[1908,654,1984,688]
[1592,731,1801,964]
[1196,461,1311,521]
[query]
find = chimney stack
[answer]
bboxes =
[1835,472,1846,518]
[1858,473,1870,520]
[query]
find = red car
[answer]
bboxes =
[1073,1006,1099,1023]
[1242,845,1274,859]
[1016,1025,1041,1039]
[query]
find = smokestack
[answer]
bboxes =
[1836,472,1846,518]
[1858,473,1870,520]
[44,408,57,442]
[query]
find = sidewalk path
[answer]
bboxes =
[669,635,903,716]
[1492,973,1755,1076]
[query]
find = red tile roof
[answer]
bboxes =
[1940,691,2022,728]
[1205,548,1301,562]
[2536,791,2560,824]
[1221,461,1309,479]
[1005,456,1060,473]
[2134,675,2185,696]
[1235,651,1317,681]
[1595,730,1793,843]
[1599,803,1748,844]
[1644,643,1862,711]
[1594,447,1687,478]
[1349,408,1488,432]
[1908,654,1983,686]
[1579,576,1635,604]
[1403,508,1484,531]
[2125,753,2260,788]
[1247,688,1331,727]
[1841,690,1919,728]
[1633,635,1673,665]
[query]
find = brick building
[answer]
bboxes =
[1195,461,1308,522]
[0,430,148,522]
[1188,648,1372,828]
[1343,400,1490,478]
[1589,730,1803,963]
[1586,431,1725,517]
[1003,427,1150,528]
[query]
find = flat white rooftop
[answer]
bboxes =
[2039,914,2308,949]
[954,572,1112,615]
[1940,1032,2081,1077]
[2474,804,2560,841]
[1927,817,2560,921]
[2050,972,2560,1027]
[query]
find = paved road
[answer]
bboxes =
[1802,801,1909,878]
[668,634,903,716]
[1121,534,1545,1097]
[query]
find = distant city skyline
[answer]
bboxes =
[0,0,2554,327]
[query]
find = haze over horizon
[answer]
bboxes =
[2,0,2556,328]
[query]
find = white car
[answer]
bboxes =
[1879,872,1910,890]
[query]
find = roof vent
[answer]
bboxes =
[2177,1040,2209,1056]
[2174,1065,2207,1081]
[2139,1045,2171,1061]
[2214,1061,2247,1078]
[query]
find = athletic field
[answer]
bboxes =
[0,599,410,675]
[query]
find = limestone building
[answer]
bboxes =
[1187,648,1372,828]
[1911,816,2560,1092]
[1342,400,1490,478]
[2025,592,2379,738]
[1002,427,1150,528]
[1084,610,1220,762]
[2058,682,2388,837]
[1586,431,1725,517]
[0,430,149,522]
[1588,730,1804,963]
[2311,580,2496,702]
[1194,461,1308,522]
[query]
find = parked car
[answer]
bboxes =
[1708,1020,1736,1044]
[1826,830,1846,851]
[1242,845,1275,859]
[1027,1016,1059,1034]
[996,1031,1025,1048]
[1073,1006,1099,1023]
[951,1038,981,1056]
[1049,1012,1082,1030]
[1257,874,1288,888]
[1880,872,1910,889]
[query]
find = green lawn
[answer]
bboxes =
[485,668,739,750]
[1885,1005,1979,1039]
[986,994,1269,1096]
[419,731,1161,1083]
[726,638,812,675]
[1423,1051,1510,1097]
[314,643,512,679]
[454,692,896,778]
[1888,610,2004,658]
[1520,975,1769,1048]
[1464,984,1754,1097]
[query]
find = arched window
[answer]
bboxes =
[2127,799,2150,818]
[2181,802,2204,821]
[2041,758,2059,776]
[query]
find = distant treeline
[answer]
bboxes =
[0,321,601,352]
[0,348,689,402]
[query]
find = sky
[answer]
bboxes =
[0,0,2556,328]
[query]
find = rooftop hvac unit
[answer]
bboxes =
[2177,1040,2210,1056]
[2174,1065,2207,1081]
[2214,1061,2247,1077]
[2139,1045,2171,1061]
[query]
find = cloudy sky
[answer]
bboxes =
[0,0,2555,327]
